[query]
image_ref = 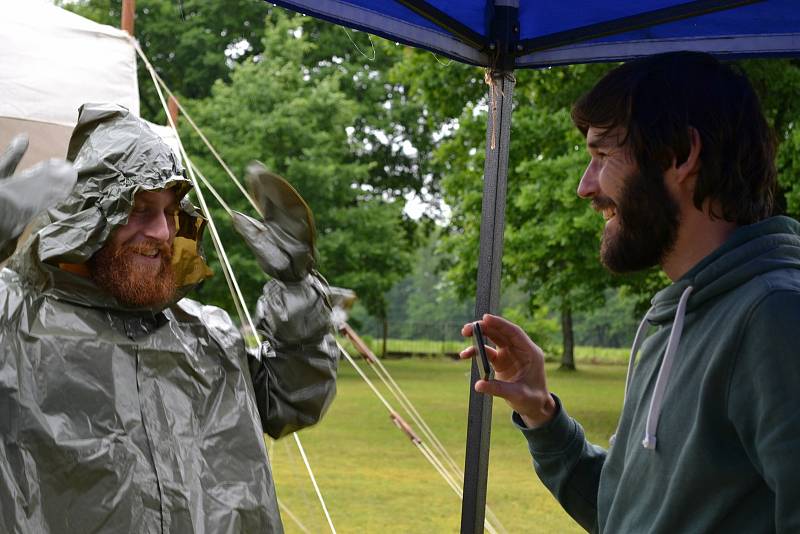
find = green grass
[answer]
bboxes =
[269,358,626,533]
[342,336,630,365]
[572,345,629,365]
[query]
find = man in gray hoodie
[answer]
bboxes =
[462,51,800,532]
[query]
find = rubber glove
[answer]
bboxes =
[231,161,317,282]
[0,135,77,261]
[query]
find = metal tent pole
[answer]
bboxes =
[460,70,515,534]
[460,3,519,531]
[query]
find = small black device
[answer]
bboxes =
[472,321,492,380]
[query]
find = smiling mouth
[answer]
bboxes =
[137,250,160,258]
[591,197,617,222]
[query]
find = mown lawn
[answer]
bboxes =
[269,358,626,533]
[342,337,630,365]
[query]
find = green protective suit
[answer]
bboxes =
[0,104,338,533]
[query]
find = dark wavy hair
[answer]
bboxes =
[572,51,776,224]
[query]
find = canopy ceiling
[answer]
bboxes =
[270,0,800,68]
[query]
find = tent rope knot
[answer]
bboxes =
[484,69,515,150]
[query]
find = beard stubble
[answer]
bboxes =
[88,239,177,308]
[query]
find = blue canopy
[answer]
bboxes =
[270,0,800,68]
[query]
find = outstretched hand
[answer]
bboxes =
[1,135,77,261]
[230,162,316,282]
[461,314,557,428]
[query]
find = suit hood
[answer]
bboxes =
[11,103,212,311]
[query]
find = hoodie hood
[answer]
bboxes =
[11,103,212,311]
[615,215,800,450]
[648,216,800,325]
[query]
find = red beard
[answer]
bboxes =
[89,239,177,308]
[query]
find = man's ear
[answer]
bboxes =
[674,127,702,183]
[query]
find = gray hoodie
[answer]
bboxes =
[0,104,338,533]
[518,216,800,533]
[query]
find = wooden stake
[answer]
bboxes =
[121,0,135,36]
[168,95,180,127]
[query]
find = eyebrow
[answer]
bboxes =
[587,139,610,150]
[132,198,180,212]
[587,134,623,150]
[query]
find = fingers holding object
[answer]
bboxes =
[474,377,524,404]
[458,344,498,361]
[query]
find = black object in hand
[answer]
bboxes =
[472,322,492,380]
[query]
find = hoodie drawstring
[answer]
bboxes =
[609,285,693,450]
[609,304,655,447]
[642,285,693,449]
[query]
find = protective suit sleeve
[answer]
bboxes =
[514,394,605,533]
[0,136,76,262]
[248,271,339,439]
[0,272,42,533]
[728,290,800,533]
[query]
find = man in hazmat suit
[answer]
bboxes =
[0,103,339,533]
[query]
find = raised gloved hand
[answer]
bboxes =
[0,135,77,261]
[231,161,317,282]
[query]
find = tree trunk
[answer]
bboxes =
[560,304,576,371]
[382,316,388,358]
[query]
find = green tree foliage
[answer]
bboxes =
[572,289,639,348]
[742,60,800,218]
[430,64,653,368]
[303,25,433,201]
[385,229,473,339]
[65,3,415,321]
[177,12,411,319]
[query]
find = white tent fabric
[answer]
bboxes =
[0,0,179,170]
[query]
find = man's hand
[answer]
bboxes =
[0,135,77,260]
[461,314,557,428]
[231,161,316,282]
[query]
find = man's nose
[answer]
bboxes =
[143,213,173,242]
[577,163,598,199]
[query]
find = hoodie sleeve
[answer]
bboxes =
[514,395,605,533]
[248,271,339,439]
[728,290,800,533]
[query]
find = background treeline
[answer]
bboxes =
[65,1,800,367]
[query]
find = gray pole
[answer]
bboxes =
[460,71,515,534]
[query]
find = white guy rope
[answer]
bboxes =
[341,328,466,484]
[294,433,337,534]
[277,498,312,534]
[339,344,397,414]
[339,343,504,534]
[370,357,465,480]
[346,333,508,533]
[269,434,313,532]
[372,358,509,534]
[142,65,262,217]
[187,160,234,217]
[342,26,376,61]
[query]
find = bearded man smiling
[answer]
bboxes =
[461,52,800,533]
[0,104,339,533]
